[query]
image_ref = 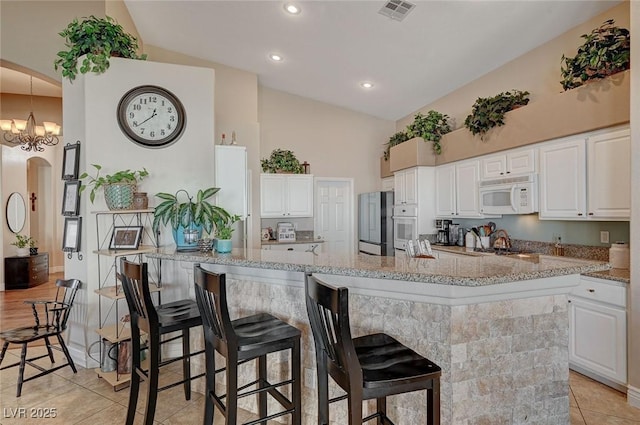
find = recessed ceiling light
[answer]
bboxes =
[269,54,283,62]
[284,3,301,15]
[360,82,374,89]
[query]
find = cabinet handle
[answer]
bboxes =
[588,289,595,293]
[506,171,511,174]
[588,212,594,216]
[287,248,293,251]
[568,300,572,303]
[500,172,504,175]
[577,213,583,216]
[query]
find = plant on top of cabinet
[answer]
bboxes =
[79,164,149,210]
[560,19,630,91]
[464,90,530,141]
[54,15,147,81]
[406,111,452,155]
[260,149,304,173]
[383,131,409,160]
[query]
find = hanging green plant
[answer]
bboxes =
[260,149,304,173]
[406,111,451,155]
[54,15,147,81]
[464,90,530,141]
[560,19,630,91]
[383,131,409,161]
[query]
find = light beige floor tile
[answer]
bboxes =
[570,387,579,407]
[571,373,640,421]
[571,406,587,425]
[75,403,162,425]
[582,409,640,425]
[0,369,71,407]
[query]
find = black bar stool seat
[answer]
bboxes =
[194,264,302,425]
[155,299,201,331]
[305,273,441,425]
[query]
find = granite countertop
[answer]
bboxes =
[147,247,609,287]
[431,245,629,284]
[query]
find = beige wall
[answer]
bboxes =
[258,87,395,196]
[397,2,630,132]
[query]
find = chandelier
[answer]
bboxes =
[0,76,61,152]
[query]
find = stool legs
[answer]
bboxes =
[258,354,267,424]
[226,352,239,425]
[316,350,330,425]
[428,379,440,425]
[203,331,216,425]
[126,330,141,425]
[376,398,386,425]
[292,339,302,425]
[182,329,192,400]
[144,334,161,425]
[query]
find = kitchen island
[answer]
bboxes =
[147,248,608,424]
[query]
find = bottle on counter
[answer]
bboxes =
[465,231,475,251]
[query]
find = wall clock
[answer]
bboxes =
[117,85,186,148]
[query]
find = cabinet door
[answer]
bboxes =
[507,148,536,175]
[480,154,506,180]
[456,160,483,218]
[393,172,405,204]
[435,164,456,217]
[215,146,248,218]
[260,174,287,217]
[569,296,627,385]
[381,177,394,192]
[587,128,630,219]
[539,137,586,219]
[286,175,314,217]
[402,168,418,204]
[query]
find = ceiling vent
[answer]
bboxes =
[378,0,416,21]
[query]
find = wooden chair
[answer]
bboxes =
[194,264,302,425]
[305,273,441,425]
[119,258,204,425]
[0,278,81,397]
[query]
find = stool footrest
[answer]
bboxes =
[362,412,396,425]
[158,372,206,392]
[243,408,295,425]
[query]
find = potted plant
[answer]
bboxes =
[213,214,241,253]
[152,188,231,251]
[464,89,530,141]
[54,15,147,81]
[80,164,149,210]
[383,131,409,161]
[261,149,304,173]
[11,234,36,257]
[560,19,630,91]
[406,111,452,155]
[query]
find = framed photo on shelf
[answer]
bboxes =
[61,141,81,180]
[62,180,80,216]
[62,217,82,252]
[109,226,143,250]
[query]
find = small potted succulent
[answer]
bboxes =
[261,149,304,173]
[213,214,241,254]
[464,90,530,140]
[11,234,36,257]
[54,15,147,81]
[80,164,149,210]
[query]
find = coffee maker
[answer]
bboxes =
[435,219,452,245]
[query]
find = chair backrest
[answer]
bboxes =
[193,264,235,346]
[52,278,81,330]
[304,273,362,385]
[119,258,158,334]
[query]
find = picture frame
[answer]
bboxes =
[62,180,81,216]
[62,217,82,252]
[109,226,143,250]
[62,141,81,180]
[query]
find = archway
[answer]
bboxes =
[26,156,53,262]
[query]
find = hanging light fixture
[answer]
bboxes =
[0,76,61,152]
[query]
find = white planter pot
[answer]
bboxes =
[16,247,29,257]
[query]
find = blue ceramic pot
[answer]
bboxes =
[172,224,203,251]
[216,239,232,253]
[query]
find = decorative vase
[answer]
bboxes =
[216,239,232,253]
[104,183,136,210]
[172,224,203,252]
[16,247,29,257]
[132,192,149,210]
[29,247,38,256]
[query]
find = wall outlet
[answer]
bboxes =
[304,367,316,389]
[600,231,610,244]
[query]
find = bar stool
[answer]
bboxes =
[119,258,204,425]
[305,273,442,425]
[193,264,302,425]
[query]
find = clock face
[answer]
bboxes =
[117,85,186,148]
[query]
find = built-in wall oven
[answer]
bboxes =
[393,205,417,251]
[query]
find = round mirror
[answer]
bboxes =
[6,192,26,233]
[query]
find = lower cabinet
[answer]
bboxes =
[569,276,627,388]
[262,243,323,253]
[4,253,49,289]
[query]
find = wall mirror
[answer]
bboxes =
[6,192,27,233]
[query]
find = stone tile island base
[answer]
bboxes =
[156,260,573,425]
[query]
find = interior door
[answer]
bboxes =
[314,179,353,254]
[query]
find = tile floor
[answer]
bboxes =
[1,345,639,424]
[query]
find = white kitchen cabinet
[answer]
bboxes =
[539,126,630,220]
[569,276,627,388]
[215,145,248,218]
[381,177,394,192]
[393,168,418,205]
[480,147,536,180]
[261,243,322,253]
[436,159,488,218]
[260,174,314,218]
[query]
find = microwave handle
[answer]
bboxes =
[510,186,518,213]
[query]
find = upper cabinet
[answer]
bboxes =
[393,168,418,205]
[260,174,314,218]
[539,126,630,220]
[436,159,489,218]
[480,147,536,180]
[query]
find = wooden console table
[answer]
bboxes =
[4,253,49,289]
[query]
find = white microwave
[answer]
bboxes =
[479,174,538,215]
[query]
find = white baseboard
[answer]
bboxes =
[628,385,640,409]
[68,345,99,370]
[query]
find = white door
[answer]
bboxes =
[314,178,353,254]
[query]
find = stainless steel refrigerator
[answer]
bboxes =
[358,191,394,256]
